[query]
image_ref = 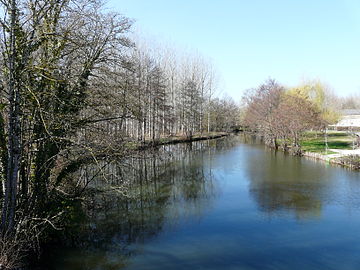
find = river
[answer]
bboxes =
[40,135,360,270]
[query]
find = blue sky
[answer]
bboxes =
[107,0,360,100]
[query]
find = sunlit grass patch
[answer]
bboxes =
[301,131,353,153]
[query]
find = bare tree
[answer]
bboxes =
[243,79,283,148]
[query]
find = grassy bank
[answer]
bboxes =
[301,131,353,154]
[299,131,360,170]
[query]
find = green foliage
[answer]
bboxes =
[321,109,341,125]
[288,80,340,124]
[288,80,325,109]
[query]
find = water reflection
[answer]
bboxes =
[40,135,360,270]
[42,138,239,270]
[244,139,360,220]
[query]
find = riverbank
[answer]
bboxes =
[243,131,360,170]
[132,132,231,150]
[303,150,360,170]
[154,132,230,145]
[300,131,360,170]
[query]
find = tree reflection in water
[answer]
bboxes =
[38,135,360,270]
[42,137,237,270]
[245,142,334,220]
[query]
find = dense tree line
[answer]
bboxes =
[87,46,230,143]
[0,0,239,268]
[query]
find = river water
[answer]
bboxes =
[42,135,360,270]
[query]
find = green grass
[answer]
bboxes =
[301,131,353,154]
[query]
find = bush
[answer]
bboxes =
[0,237,25,270]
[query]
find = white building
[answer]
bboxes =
[331,110,360,129]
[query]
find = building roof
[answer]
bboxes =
[341,109,360,116]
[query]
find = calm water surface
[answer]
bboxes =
[44,135,360,270]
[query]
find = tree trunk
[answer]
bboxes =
[1,0,21,235]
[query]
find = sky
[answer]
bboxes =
[107,0,360,100]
